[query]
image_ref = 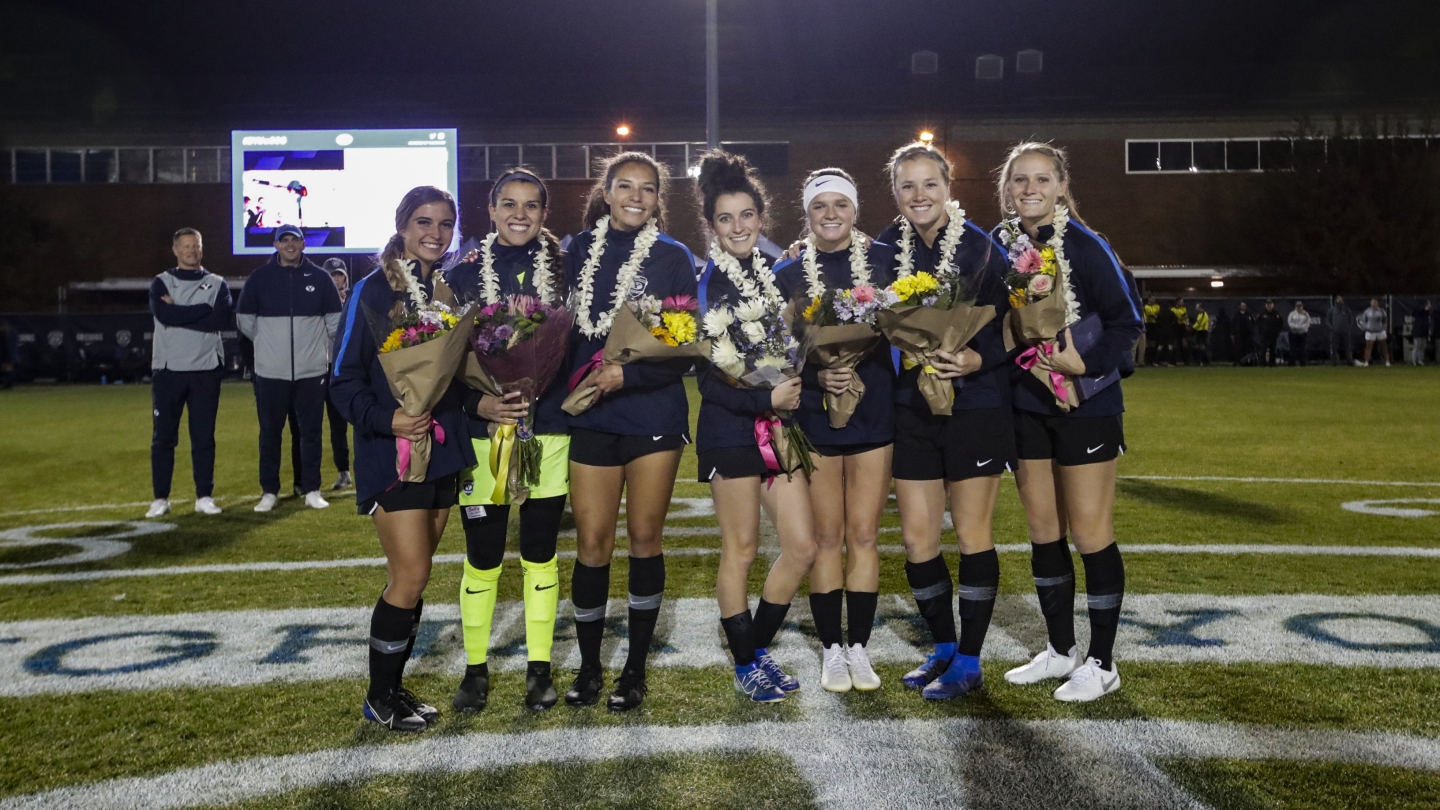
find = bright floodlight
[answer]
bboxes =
[616,124,631,137]
[919,131,935,143]
[1211,280,1225,288]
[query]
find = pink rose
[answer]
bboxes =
[852,285,876,303]
[1028,273,1054,296]
[1015,248,1044,275]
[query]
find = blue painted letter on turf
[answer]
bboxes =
[1285,612,1440,653]
[25,631,218,677]
[1121,609,1238,648]
[262,624,357,665]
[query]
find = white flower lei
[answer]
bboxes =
[476,232,557,306]
[894,200,966,279]
[709,246,781,308]
[1048,206,1080,327]
[802,233,871,300]
[574,215,660,339]
[391,259,429,309]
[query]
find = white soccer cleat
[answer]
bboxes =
[304,491,330,510]
[145,499,170,518]
[253,493,279,513]
[820,644,852,693]
[846,643,881,691]
[1053,657,1121,703]
[1004,643,1082,685]
[194,497,222,515]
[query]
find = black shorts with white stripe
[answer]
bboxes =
[1014,410,1126,467]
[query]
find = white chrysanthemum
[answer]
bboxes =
[703,307,735,338]
[755,354,787,370]
[741,320,767,344]
[734,299,768,323]
[711,337,745,377]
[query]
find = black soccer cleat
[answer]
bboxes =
[395,685,440,725]
[606,668,648,712]
[452,663,490,713]
[564,665,604,707]
[363,690,428,733]
[525,661,558,711]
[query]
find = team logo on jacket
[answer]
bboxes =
[628,275,649,299]
[462,480,474,496]
[305,285,315,292]
[200,282,213,291]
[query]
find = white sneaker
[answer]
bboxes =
[333,471,353,490]
[846,643,881,691]
[304,491,330,510]
[194,497,222,515]
[145,499,170,518]
[254,493,279,513]
[1353,359,1366,367]
[1053,657,1121,703]
[820,644,852,692]
[1004,643,1082,685]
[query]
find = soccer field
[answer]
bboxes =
[1,367,1439,809]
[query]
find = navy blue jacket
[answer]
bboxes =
[235,256,343,381]
[695,255,783,454]
[991,219,1143,418]
[876,219,1012,411]
[446,238,571,436]
[330,265,476,505]
[774,240,897,447]
[563,225,698,437]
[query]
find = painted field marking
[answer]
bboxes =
[0,522,172,570]
[1342,499,1440,518]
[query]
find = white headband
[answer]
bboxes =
[803,175,858,210]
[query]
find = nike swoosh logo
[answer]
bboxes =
[1086,445,1105,454]
[464,588,491,595]
[814,179,832,186]
[653,436,663,441]
[976,459,993,467]
[535,583,557,591]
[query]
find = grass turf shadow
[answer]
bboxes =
[1118,480,1290,525]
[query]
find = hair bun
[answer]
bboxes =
[696,152,753,197]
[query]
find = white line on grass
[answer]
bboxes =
[0,491,356,519]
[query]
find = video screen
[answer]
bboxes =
[230,129,458,255]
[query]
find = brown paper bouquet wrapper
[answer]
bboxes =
[376,305,475,483]
[1001,293,1078,411]
[562,305,710,416]
[877,303,996,416]
[804,323,880,429]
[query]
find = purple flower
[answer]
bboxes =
[494,324,514,341]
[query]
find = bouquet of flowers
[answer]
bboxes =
[469,294,574,504]
[876,270,996,416]
[562,294,709,415]
[998,214,1077,410]
[798,284,886,428]
[704,300,816,481]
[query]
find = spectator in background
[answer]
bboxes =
[1191,302,1211,366]
[284,258,354,491]
[1140,294,1159,366]
[1287,300,1311,366]
[146,228,232,519]
[1230,301,1256,365]
[1412,300,1433,366]
[235,224,344,512]
[0,320,15,389]
[1155,298,1178,365]
[1326,295,1354,365]
[1258,299,1284,366]
[1357,298,1391,367]
[1170,297,1191,366]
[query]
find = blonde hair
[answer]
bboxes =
[887,142,952,187]
[995,142,1084,224]
[378,186,457,318]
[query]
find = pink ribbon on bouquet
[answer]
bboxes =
[567,350,605,393]
[754,414,784,488]
[390,419,446,489]
[1017,343,1070,398]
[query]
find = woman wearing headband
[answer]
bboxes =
[774,168,895,693]
[445,168,569,713]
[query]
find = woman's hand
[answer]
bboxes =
[391,408,433,441]
[929,348,982,380]
[770,376,803,411]
[1036,328,1088,376]
[474,390,528,425]
[782,240,805,261]
[816,367,853,396]
[459,248,480,264]
[593,364,625,395]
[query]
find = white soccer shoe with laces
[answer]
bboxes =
[846,643,881,691]
[820,644,852,692]
[1003,643,1082,685]
[253,493,279,513]
[304,491,330,510]
[1053,657,1121,703]
[194,497,222,515]
[145,499,170,518]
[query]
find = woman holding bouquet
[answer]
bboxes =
[562,152,698,711]
[331,185,477,732]
[774,168,896,693]
[445,168,569,712]
[991,143,1142,703]
[876,142,1014,700]
[694,150,818,702]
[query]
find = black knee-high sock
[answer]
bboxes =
[625,554,665,675]
[1031,536,1077,652]
[368,595,414,700]
[846,590,878,648]
[518,495,565,562]
[809,589,844,648]
[720,609,756,667]
[905,555,956,645]
[752,598,790,651]
[1081,543,1125,671]
[402,598,424,667]
[463,505,511,569]
[957,550,999,657]
[571,562,610,670]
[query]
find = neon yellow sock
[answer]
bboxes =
[521,556,559,663]
[460,561,502,665]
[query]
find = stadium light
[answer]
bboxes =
[1211,280,1225,288]
[919,130,935,144]
[616,124,631,138]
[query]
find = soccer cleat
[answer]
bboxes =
[292,486,304,498]
[820,644,852,693]
[363,691,427,732]
[902,652,952,690]
[734,662,786,703]
[525,661,558,711]
[145,499,171,519]
[1004,643,1082,685]
[253,493,279,513]
[846,643,881,691]
[564,666,603,707]
[754,648,799,692]
[333,471,353,491]
[304,491,330,509]
[922,655,983,701]
[395,685,440,725]
[1053,658,1121,703]
[194,497,222,515]
[452,662,490,713]
[607,668,648,712]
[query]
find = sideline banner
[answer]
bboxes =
[0,311,242,383]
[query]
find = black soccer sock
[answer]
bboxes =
[401,598,424,668]
[571,562,610,670]
[367,595,414,700]
[957,549,1000,658]
[518,495,565,563]
[625,554,666,675]
[1031,536,1078,653]
[752,598,791,651]
[462,504,511,570]
[720,609,756,667]
[1081,543,1125,671]
[809,589,844,648]
[845,590,879,648]
[905,555,957,645]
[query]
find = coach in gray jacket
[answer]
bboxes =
[235,225,343,512]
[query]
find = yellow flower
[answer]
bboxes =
[662,311,697,344]
[892,271,939,302]
[650,326,678,347]
[1039,246,1055,261]
[380,329,404,353]
[1008,290,1028,309]
[440,312,459,328]
[802,297,822,323]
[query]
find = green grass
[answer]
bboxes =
[1159,759,1440,810]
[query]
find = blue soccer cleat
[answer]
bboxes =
[754,648,800,692]
[734,661,787,703]
[921,654,983,701]
[902,651,953,689]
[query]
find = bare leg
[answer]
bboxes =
[622,448,682,559]
[569,461,625,567]
[1015,458,1068,543]
[373,506,439,608]
[841,445,892,593]
[949,475,1001,555]
[712,473,760,618]
[759,471,819,603]
[895,478,946,564]
[808,454,847,594]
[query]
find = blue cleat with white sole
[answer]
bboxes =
[734,661,787,703]
[902,651,952,689]
[754,648,800,692]
[922,654,983,701]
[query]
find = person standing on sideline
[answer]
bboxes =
[1411,300,1432,366]
[1326,296,1354,365]
[1357,298,1391,367]
[1258,299,1284,366]
[236,224,344,511]
[1191,302,1211,366]
[1287,301,1311,366]
[1139,295,1158,366]
[1230,301,1256,365]
[286,258,355,491]
[1170,298,1191,366]
[146,228,232,518]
